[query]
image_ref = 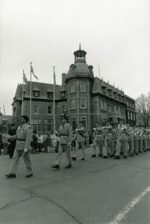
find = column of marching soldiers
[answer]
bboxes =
[2,115,150,177]
[51,119,150,169]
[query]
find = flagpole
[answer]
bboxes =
[53,66,56,131]
[30,62,32,126]
[98,63,100,78]
[21,70,24,115]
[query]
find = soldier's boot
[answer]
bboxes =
[91,145,96,158]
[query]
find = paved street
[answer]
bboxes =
[0,149,150,224]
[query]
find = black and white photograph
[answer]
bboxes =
[0,0,150,223]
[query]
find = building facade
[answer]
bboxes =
[12,47,136,131]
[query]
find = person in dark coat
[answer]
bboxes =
[0,132,2,155]
[8,124,16,159]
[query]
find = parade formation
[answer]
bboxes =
[0,115,150,178]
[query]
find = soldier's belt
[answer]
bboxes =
[17,138,25,141]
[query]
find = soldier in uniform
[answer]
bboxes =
[72,121,86,161]
[128,125,135,156]
[147,129,150,151]
[103,124,114,158]
[142,129,147,152]
[91,122,104,158]
[133,127,139,155]
[138,127,144,153]
[51,117,72,169]
[5,115,33,178]
[114,121,129,159]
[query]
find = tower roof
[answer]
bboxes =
[74,44,87,63]
[66,46,94,81]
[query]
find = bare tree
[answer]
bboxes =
[136,93,150,126]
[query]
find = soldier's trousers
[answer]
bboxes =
[128,139,134,156]
[9,150,32,175]
[143,138,147,151]
[93,140,103,156]
[72,142,85,159]
[147,137,150,150]
[103,140,115,157]
[138,138,143,152]
[115,140,129,157]
[55,144,71,165]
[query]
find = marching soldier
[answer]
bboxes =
[72,121,86,161]
[91,122,104,158]
[51,117,72,169]
[147,129,150,151]
[133,127,139,155]
[114,121,129,159]
[142,129,147,152]
[103,124,114,158]
[128,126,135,156]
[5,115,33,178]
[138,127,144,153]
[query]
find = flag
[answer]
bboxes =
[53,66,56,85]
[30,62,38,80]
[23,70,28,83]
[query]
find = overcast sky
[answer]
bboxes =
[0,0,149,115]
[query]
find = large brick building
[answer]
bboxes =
[12,47,136,131]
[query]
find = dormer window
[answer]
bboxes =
[33,90,40,97]
[108,89,112,97]
[47,91,53,98]
[102,86,106,94]
[113,92,117,98]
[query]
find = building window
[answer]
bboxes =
[33,105,38,114]
[108,89,112,97]
[81,117,86,128]
[80,98,86,109]
[70,83,76,93]
[102,86,106,94]
[72,118,77,130]
[61,91,66,98]
[107,104,111,112]
[100,100,104,110]
[33,90,40,97]
[80,82,86,92]
[48,105,52,114]
[71,99,76,109]
[113,92,117,98]
[61,105,67,115]
[100,100,106,110]
[47,92,53,98]
[128,111,130,120]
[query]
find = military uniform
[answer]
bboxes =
[9,123,33,176]
[114,125,129,159]
[142,130,147,152]
[54,122,72,167]
[91,127,104,157]
[138,128,144,153]
[72,125,86,160]
[128,127,134,156]
[103,126,115,158]
[147,130,150,151]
